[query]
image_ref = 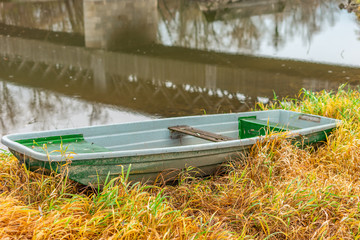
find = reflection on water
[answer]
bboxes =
[84,0,157,50]
[158,0,359,66]
[0,0,83,33]
[1,0,359,65]
[0,79,152,148]
[0,0,360,143]
[0,35,358,115]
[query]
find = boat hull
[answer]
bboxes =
[10,144,251,185]
[2,110,339,186]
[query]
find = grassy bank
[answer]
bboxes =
[1,85,360,239]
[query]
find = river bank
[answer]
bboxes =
[1,85,360,239]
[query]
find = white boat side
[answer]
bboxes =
[1,110,340,162]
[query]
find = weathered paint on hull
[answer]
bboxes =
[11,144,250,186]
[3,110,339,186]
[10,129,332,186]
[291,128,334,146]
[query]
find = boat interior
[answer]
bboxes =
[14,110,332,154]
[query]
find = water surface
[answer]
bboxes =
[0,0,359,148]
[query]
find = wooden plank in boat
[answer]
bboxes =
[168,125,235,142]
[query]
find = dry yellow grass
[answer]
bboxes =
[1,85,360,239]
[0,153,232,239]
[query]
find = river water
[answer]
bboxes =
[0,0,359,146]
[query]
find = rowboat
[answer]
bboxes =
[1,110,339,186]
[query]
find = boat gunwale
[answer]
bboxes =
[1,110,340,162]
